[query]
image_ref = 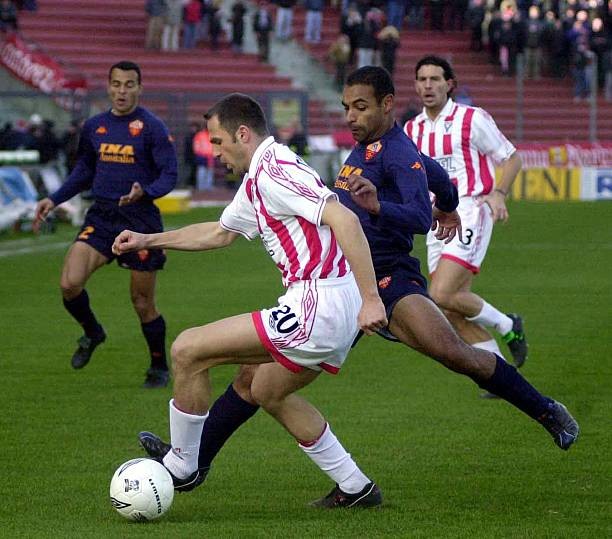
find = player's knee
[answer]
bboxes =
[60,277,82,299]
[131,291,154,318]
[233,366,257,401]
[170,332,200,372]
[428,284,454,309]
[250,382,278,411]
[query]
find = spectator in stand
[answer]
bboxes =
[524,5,544,79]
[572,42,595,101]
[183,0,202,49]
[0,0,18,32]
[589,17,611,90]
[61,119,83,175]
[379,25,400,77]
[605,48,612,101]
[254,0,273,61]
[467,0,485,51]
[449,0,468,31]
[287,122,310,157]
[386,0,407,31]
[162,0,184,52]
[406,0,424,29]
[429,0,445,31]
[275,0,297,41]
[230,0,247,53]
[183,121,200,188]
[328,34,352,90]
[341,2,363,65]
[145,0,166,50]
[304,0,325,44]
[496,7,521,75]
[357,6,383,68]
[488,9,502,65]
[209,1,223,51]
[542,10,564,77]
[193,125,215,191]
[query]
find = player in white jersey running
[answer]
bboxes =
[404,55,528,374]
[112,93,387,507]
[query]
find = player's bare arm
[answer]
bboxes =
[346,173,381,215]
[477,152,522,223]
[431,207,462,244]
[113,222,238,255]
[321,198,387,335]
[118,182,144,206]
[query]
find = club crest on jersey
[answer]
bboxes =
[378,276,392,289]
[96,126,107,134]
[129,119,144,137]
[365,141,382,161]
[137,249,149,261]
[444,121,453,133]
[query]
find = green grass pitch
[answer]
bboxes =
[1,201,610,538]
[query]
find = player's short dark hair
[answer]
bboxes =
[415,55,456,95]
[204,93,269,137]
[108,61,142,85]
[345,66,395,103]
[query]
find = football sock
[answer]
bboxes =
[467,301,513,336]
[163,399,208,479]
[479,354,552,419]
[63,290,103,338]
[473,339,506,360]
[198,383,259,470]
[141,315,167,370]
[299,424,370,495]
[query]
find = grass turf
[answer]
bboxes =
[0,202,610,538]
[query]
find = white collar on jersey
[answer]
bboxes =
[248,136,276,179]
[422,98,456,123]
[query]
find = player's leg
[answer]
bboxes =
[60,241,108,368]
[139,364,260,489]
[129,269,169,388]
[427,200,527,366]
[388,295,579,449]
[160,313,270,483]
[251,362,381,507]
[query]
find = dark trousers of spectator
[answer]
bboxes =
[470,25,482,51]
[429,2,445,31]
[257,33,270,61]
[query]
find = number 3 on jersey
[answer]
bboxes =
[459,228,473,246]
[269,305,299,334]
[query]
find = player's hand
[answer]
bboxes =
[33,198,55,232]
[476,190,508,222]
[358,296,388,336]
[431,208,462,244]
[118,182,144,206]
[346,174,381,215]
[112,229,148,255]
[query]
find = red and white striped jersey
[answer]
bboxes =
[404,99,516,197]
[220,137,349,287]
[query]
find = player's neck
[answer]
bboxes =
[425,100,449,121]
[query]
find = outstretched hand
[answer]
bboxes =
[431,208,462,244]
[112,229,148,255]
[347,174,381,214]
[118,182,144,206]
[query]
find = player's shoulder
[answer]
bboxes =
[386,125,419,157]
[134,107,168,130]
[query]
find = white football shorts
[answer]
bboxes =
[427,196,494,275]
[251,274,361,374]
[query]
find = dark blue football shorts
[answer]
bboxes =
[353,261,430,346]
[75,200,166,271]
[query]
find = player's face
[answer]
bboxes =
[207,115,249,174]
[342,84,393,144]
[108,69,142,116]
[415,64,451,115]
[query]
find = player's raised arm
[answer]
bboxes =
[112,222,238,255]
[321,198,387,335]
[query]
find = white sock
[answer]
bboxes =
[299,424,370,494]
[162,399,208,479]
[467,301,513,336]
[472,339,507,361]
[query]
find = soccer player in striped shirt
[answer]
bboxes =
[404,55,528,371]
[113,93,388,508]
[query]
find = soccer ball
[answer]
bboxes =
[109,458,174,522]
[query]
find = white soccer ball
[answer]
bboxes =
[109,458,174,522]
